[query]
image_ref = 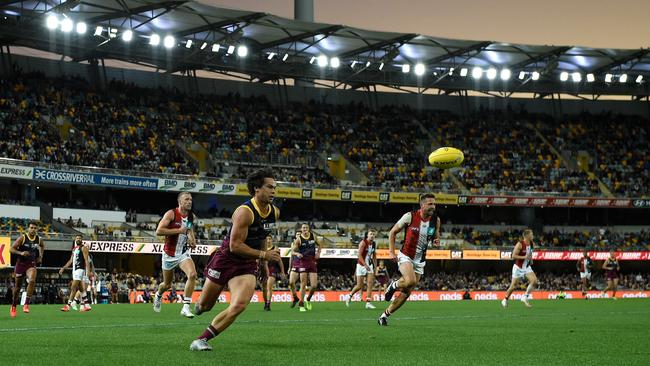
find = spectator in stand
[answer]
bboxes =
[1,73,648,195]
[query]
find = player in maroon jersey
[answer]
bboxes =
[262,235,286,311]
[576,249,593,298]
[346,229,378,309]
[291,223,322,312]
[287,234,302,308]
[378,194,440,326]
[153,192,198,318]
[601,250,620,299]
[375,260,390,295]
[190,168,282,351]
[9,221,44,317]
[501,229,538,308]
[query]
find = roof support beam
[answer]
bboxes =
[338,33,417,59]
[508,46,571,70]
[87,1,188,23]
[424,41,492,65]
[174,12,267,37]
[258,25,343,50]
[590,49,650,75]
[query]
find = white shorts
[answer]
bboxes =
[397,252,425,275]
[355,264,374,277]
[512,264,534,279]
[73,269,86,281]
[162,252,192,271]
[580,272,591,280]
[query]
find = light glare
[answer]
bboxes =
[76,22,87,34]
[472,67,482,79]
[163,35,175,48]
[121,29,133,42]
[60,18,73,33]
[149,34,160,46]
[46,14,58,30]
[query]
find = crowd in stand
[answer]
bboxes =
[431,111,601,195]
[102,269,650,295]
[1,267,647,305]
[448,227,650,250]
[305,103,450,191]
[534,113,649,197]
[1,73,649,196]
[0,217,53,234]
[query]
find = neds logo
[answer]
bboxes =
[439,293,462,301]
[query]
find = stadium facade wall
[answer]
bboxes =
[10,54,650,118]
[52,208,126,227]
[145,290,650,304]
[0,204,40,220]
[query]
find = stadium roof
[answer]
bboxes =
[1,0,649,98]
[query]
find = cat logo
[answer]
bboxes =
[379,192,390,202]
[341,191,351,200]
[302,189,312,199]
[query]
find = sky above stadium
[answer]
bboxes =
[200,0,650,49]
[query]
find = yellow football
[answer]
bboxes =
[428,147,464,168]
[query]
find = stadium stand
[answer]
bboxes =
[3,74,648,196]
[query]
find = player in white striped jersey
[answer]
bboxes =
[346,229,378,309]
[59,235,93,312]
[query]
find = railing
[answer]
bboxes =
[0,157,635,197]
[4,230,644,251]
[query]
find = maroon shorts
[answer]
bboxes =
[606,271,619,280]
[14,260,35,277]
[268,264,280,279]
[377,276,388,286]
[205,252,258,286]
[295,257,318,273]
[290,261,300,273]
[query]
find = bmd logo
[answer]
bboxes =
[218,184,235,193]
[200,183,216,192]
[161,179,178,189]
[181,181,197,191]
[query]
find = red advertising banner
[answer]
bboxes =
[459,195,636,208]
[143,290,650,304]
[532,251,650,261]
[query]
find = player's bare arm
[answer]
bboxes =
[315,236,322,260]
[358,240,369,270]
[388,221,406,261]
[156,210,188,236]
[10,235,28,257]
[511,242,526,260]
[186,213,198,248]
[291,233,302,258]
[433,217,441,246]
[82,245,92,276]
[59,254,73,275]
[37,239,45,264]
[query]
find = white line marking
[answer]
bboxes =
[2,310,648,333]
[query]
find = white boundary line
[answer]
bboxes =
[2,310,648,333]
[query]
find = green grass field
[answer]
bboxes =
[1,299,649,365]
